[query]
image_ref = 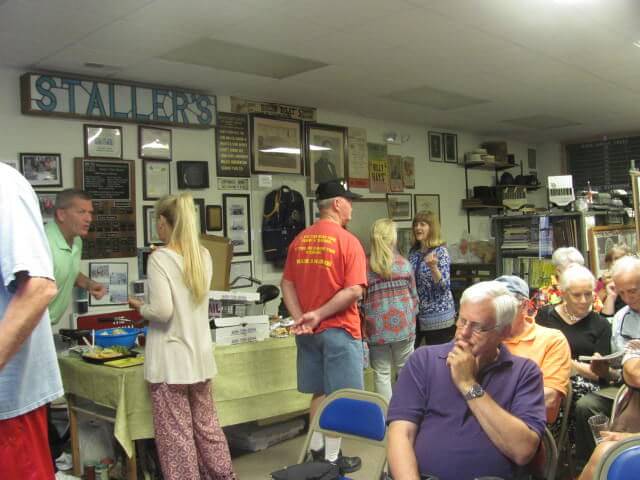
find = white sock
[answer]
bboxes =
[310,431,324,452]
[324,436,341,462]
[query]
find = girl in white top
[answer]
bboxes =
[129,193,235,480]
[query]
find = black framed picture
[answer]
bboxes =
[193,197,205,234]
[143,206,163,246]
[139,126,172,161]
[444,133,458,164]
[250,114,303,175]
[428,131,443,162]
[89,261,128,306]
[305,123,348,192]
[84,124,123,159]
[206,205,223,231]
[386,193,413,221]
[35,191,57,224]
[414,194,441,226]
[20,153,63,187]
[223,194,252,255]
[177,161,209,189]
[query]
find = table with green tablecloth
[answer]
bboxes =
[58,336,313,479]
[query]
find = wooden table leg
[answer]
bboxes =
[66,394,82,477]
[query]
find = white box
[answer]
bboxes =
[212,323,270,345]
[209,290,260,302]
[213,314,269,328]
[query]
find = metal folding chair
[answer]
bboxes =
[593,434,640,479]
[298,388,388,479]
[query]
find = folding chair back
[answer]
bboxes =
[610,385,629,425]
[298,389,388,479]
[593,434,640,480]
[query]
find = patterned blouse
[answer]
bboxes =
[409,245,456,331]
[362,254,418,345]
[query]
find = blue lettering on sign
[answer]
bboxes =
[61,78,80,113]
[152,89,172,122]
[195,95,213,125]
[173,92,189,124]
[132,88,150,121]
[35,75,57,111]
[108,84,129,120]
[86,83,107,116]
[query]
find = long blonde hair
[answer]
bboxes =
[155,193,208,304]
[369,218,396,279]
[412,210,444,250]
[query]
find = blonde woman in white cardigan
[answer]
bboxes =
[129,193,235,480]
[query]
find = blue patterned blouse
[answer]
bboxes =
[362,254,418,345]
[409,245,456,331]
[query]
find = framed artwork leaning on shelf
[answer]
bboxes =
[588,225,637,279]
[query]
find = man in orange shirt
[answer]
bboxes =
[498,275,572,423]
[282,180,367,474]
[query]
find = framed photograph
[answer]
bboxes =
[143,206,163,246]
[397,227,414,257]
[588,225,637,278]
[84,124,123,159]
[386,193,412,221]
[223,194,252,255]
[137,247,153,280]
[20,153,62,187]
[193,198,205,234]
[428,131,443,162]
[414,194,441,226]
[444,133,458,164]
[251,115,303,174]
[230,261,253,289]
[35,191,57,224]
[143,159,171,200]
[206,205,223,231]
[309,199,320,225]
[403,156,415,189]
[89,262,129,306]
[139,126,172,161]
[631,171,640,247]
[306,123,347,192]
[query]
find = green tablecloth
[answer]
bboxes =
[58,336,312,458]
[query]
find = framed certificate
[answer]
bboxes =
[139,126,172,161]
[143,160,171,200]
[84,124,123,159]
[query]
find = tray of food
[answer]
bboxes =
[81,346,138,364]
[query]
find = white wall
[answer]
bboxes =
[0,66,562,327]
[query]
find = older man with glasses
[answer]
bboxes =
[387,281,546,480]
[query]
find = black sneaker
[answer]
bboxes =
[307,448,362,474]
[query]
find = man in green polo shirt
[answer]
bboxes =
[45,189,106,325]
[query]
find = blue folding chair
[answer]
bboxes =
[593,434,640,480]
[298,388,389,479]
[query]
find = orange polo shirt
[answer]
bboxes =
[504,315,571,398]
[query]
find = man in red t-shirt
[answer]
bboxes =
[282,179,367,474]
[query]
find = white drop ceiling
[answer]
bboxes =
[2,0,640,142]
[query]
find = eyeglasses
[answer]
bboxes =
[620,312,639,341]
[456,317,499,335]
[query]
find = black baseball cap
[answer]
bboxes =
[315,179,361,201]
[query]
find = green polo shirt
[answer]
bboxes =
[45,221,83,325]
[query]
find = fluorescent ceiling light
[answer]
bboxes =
[309,145,332,151]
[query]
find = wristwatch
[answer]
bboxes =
[464,383,485,401]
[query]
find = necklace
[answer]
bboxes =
[562,303,582,324]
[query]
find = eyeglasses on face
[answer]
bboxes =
[456,317,499,335]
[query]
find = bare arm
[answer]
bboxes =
[281,278,303,321]
[544,387,563,424]
[75,272,106,300]
[387,420,421,480]
[0,273,57,370]
[623,357,640,387]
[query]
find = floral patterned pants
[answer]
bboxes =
[149,381,236,480]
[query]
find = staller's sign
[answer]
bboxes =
[20,72,217,128]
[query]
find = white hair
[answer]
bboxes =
[559,264,595,291]
[611,255,640,279]
[552,247,585,271]
[459,281,519,329]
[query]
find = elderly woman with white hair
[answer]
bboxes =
[531,247,603,314]
[536,264,612,445]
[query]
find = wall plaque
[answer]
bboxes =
[75,158,137,259]
[216,112,250,177]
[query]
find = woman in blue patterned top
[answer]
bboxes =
[409,211,456,347]
[361,218,418,401]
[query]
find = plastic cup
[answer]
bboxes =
[588,414,609,444]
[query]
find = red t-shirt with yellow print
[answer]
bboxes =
[283,219,367,339]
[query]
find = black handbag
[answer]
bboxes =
[271,461,340,480]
